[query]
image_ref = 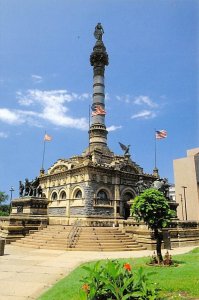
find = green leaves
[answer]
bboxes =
[131,189,174,231]
[131,188,176,262]
[0,192,9,216]
[80,260,159,299]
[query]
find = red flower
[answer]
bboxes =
[82,283,90,293]
[124,263,131,271]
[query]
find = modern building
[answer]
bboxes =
[168,184,175,201]
[173,148,199,221]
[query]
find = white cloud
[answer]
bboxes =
[116,95,122,101]
[0,89,90,130]
[0,108,24,124]
[16,89,89,130]
[25,89,75,105]
[31,74,43,83]
[116,95,131,103]
[17,91,34,106]
[0,132,8,138]
[131,110,156,120]
[107,125,122,132]
[78,93,91,100]
[134,95,158,108]
[105,93,110,101]
[116,94,158,107]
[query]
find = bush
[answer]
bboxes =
[80,260,159,300]
[0,211,9,216]
[0,204,10,216]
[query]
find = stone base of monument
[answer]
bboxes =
[0,215,48,243]
[119,219,199,250]
[48,215,123,227]
[169,221,199,248]
[11,196,48,215]
[0,196,49,243]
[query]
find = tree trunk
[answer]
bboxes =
[154,228,163,263]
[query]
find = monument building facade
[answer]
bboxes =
[7,24,165,230]
[30,23,156,226]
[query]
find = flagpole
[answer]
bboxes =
[41,131,46,170]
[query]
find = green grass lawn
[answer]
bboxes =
[38,247,199,300]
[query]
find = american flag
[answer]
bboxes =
[44,133,52,141]
[92,105,106,116]
[156,130,167,139]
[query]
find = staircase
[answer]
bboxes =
[12,225,146,251]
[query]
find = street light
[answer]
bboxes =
[182,186,187,221]
[9,186,14,214]
[179,193,184,220]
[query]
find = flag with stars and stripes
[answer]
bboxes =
[156,130,167,139]
[91,105,106,116]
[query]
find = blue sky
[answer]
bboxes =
[0,0,198,199]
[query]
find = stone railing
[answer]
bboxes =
[118,218,199,249]
[93,198,114,207]
[67,219,82,248]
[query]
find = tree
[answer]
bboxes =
[0,191,9,216]
[131,188,175,263]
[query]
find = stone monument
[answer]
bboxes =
[34,24,156,226]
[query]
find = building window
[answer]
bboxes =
[51,191,58,201]
[60,191,66,200]
[75,189,82,199]
[97,190,108,200]
[96,190,110,205]
[123,192,133,202]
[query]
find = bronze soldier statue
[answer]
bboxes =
[94,23,104,41]
[19,181,24,197]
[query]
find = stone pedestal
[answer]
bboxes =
[11,196,48,215]
[119,219,199,249]
[0,196,49,243]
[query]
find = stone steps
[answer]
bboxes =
[12,225,146,251]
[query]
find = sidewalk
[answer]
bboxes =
[0,244,197,300]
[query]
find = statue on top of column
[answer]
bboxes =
[94,23,104,41]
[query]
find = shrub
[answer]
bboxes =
[80,260,159,300]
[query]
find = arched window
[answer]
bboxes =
[75,189,82,199]
[51,191,58,201]
[60,191,66,200]
[122,192,134,220]
[96,190,109,205]
[123,192,133,202]
[97,190,108,200]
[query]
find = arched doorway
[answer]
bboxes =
[121,191,135,220]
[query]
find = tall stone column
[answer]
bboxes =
[89,23,109,151]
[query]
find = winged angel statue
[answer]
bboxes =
[119,142,131,156]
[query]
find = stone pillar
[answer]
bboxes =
[114,174,121,224]
[89,24,109,149]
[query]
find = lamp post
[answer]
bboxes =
[9,186,14,214]
[182,186,187,221]
[179,193,184,220]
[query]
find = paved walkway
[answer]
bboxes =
[0,244,197,300]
